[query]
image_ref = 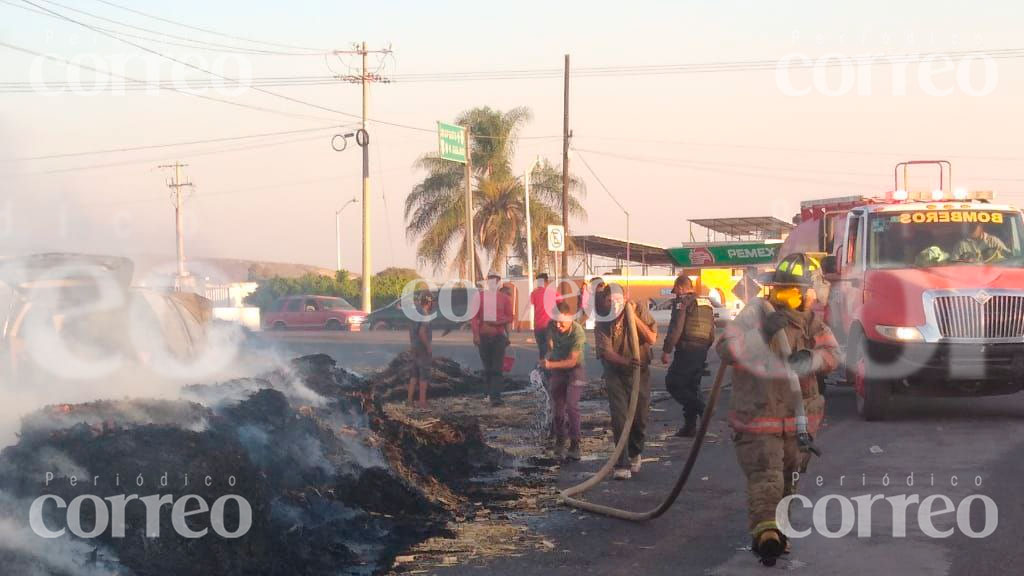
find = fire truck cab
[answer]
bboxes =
[782,161,1024,420]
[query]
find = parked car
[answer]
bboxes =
[365,286,477,332]
[262,295,366,331]
[649,293,738,329]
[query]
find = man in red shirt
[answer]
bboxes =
[473,273,515,405]
[530,273,553,359]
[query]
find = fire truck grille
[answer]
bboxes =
[933,294,1024,339]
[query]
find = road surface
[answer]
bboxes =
[257,329,1024,575]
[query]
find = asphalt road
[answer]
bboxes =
[257,329,1024,575]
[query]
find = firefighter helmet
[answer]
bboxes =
[767,253,830,309]
[768,253,822,287]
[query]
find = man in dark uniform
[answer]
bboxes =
[661,275,716,437]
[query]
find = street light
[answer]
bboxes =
[335,197,358,271]
[524,157,542,330]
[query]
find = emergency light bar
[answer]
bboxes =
[886,189,993,202]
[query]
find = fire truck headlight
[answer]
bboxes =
[876,325,924,342]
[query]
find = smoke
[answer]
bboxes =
[0,492,129,576]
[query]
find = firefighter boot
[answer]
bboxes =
[753,529,785,567]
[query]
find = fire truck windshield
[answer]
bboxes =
[867,210,1024,269]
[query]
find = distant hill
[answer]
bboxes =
[128,255,341,283]
[206,258,338,281]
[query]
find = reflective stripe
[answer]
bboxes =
[753,520,779,538]
[730,412,823,434]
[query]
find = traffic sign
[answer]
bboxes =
[547,225,565,252]
[437,121,467,164]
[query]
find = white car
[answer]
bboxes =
[649,295,740,329]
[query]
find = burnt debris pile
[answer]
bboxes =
[371,351,525,402]
[0,354,505,576]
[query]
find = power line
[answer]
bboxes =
[571,148,628,214]
[574,145,1024,183]
[19,0,362,121]
[6,43,1022,90]
[572,147,878,189]
[8,124,347,161]
[0,40,338,122]
[0,0,323,55]
[89,0,328,53]
[12,132,331,175]
[574,134,1024,164]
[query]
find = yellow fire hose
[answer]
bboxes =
[558,304,729,521]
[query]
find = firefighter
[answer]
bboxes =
[954,223,1009,262]
[661,275,716,437]
[716,253,839,566]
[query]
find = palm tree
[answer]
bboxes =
[405,107,585,279]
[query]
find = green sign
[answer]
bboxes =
[667,243,779,267]
[437,121,467,164]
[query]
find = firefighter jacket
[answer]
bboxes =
[716,298,839,436]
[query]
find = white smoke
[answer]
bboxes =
[0,492,130,576]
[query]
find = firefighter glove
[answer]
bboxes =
[762,312,789,342]
[787,349,815,376]
[797,432,821,457]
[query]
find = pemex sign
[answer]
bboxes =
[667,243,779,267]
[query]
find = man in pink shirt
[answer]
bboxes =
[530,273,553,359]
[472,273,515,405]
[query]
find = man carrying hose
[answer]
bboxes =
[716,253,839,566]
[595,283,659,481]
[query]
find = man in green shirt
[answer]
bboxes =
[540,299,586,462]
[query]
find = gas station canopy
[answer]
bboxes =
[570,235,674,267]
[689,216,794,240]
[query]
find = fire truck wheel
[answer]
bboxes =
[851,332,892,421]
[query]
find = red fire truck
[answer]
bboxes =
[781,161,1024,420]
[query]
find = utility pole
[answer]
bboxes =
[464,126,475,283]
[524,157,540,329]
[158,162,193,290]
[335,42,391,312]
[561,53,571,279]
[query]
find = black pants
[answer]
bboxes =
[666,345,709,422]
[478,333,509,399]
[534,327,549,359]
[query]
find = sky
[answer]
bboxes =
[1,0,1023,280]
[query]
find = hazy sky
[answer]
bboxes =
[2,0,1023,279]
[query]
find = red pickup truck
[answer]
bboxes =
[263,295,366,331]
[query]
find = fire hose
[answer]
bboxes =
[558,300,820,521]
[558,304,728,521]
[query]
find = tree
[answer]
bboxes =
[245,268,424,312]
[405,106,585,279]
[245,271,359,311]
[371,267,421,309]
